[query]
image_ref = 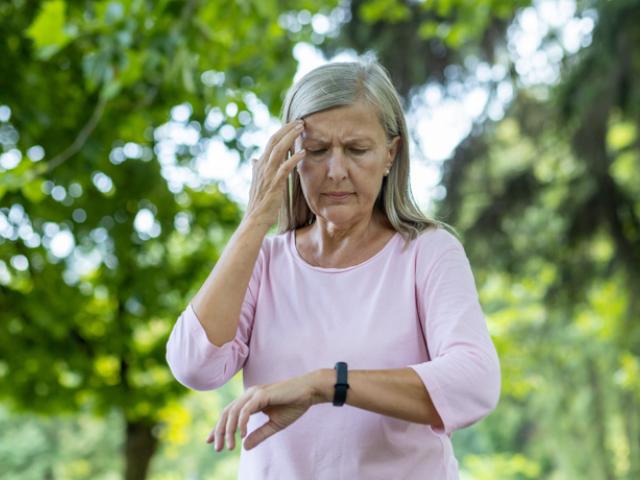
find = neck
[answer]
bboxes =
[308,210,389,254]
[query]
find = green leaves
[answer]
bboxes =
[20,177,46,203]
[2,0,340,475]
[26,0,74,59]
[82,50,113,92]
[359,0,410,23]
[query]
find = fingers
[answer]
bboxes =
[208,407,229,451]
[210,405,242,451]
[238,396,261,439]
[263,120,304,169]
[278,148,306,178]
[264,120,303,159]
[244,120,305,223]
[225,399,248,450]
[208,389,261,452]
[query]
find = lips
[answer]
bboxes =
[324,192,353,199]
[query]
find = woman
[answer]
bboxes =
[166,58,501,479]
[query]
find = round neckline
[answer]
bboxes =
[289,229,400,273]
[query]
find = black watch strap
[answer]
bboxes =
[333,361,350,406]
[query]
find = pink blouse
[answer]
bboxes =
[166,226,501,479]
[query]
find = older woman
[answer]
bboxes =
[166,59,501,479]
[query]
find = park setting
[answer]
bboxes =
[1,0,639,478]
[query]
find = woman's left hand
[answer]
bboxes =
[206,373,318,451]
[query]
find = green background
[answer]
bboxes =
[1,0,639,478]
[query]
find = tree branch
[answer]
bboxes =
[44,95,108,175]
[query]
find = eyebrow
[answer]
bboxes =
[302,136,375,144]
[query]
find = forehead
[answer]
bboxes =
[299,102,385,143]
[301,132,375,143]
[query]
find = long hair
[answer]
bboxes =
[277,57,457,247]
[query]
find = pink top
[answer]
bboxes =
[166,226,501,480]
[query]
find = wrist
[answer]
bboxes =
[308,368,335,406]
[241,213,273,232]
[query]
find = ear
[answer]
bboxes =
[387,135,401,164]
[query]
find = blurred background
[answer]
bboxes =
[1,0,639,478]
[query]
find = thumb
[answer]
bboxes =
[243,419,280,451]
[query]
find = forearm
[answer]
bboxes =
[191,216,269,347]
[308,368,444,428]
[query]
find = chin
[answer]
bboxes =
[316,209,359,224]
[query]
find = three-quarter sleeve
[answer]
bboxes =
[165,245,265,391]
[408,234,501,435]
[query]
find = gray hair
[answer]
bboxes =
[276,57,456,247]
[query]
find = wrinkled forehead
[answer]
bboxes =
[299,100,386,135]
[300,130,377,145]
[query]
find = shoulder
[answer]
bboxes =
[412,226,475,288]
[258,229,291,263]
[413,225,465,259]
[410,226,468,278]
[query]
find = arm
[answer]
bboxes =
[408,238,501,435]
[307,367,444,428]
[310,235,500,435]
[166,119,304,389]
[165,216,268,390]
[209,366,443,451]
[191,216,270,346]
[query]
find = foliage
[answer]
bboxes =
[0,0,337,477]
[436,1,640,477]
[2,0,639,478]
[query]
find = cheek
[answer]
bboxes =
[298,159,326,180]
[297,171,318,198]
[297,157,309,170]
[297,161,313,180]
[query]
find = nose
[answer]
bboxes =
[326,148,348,181]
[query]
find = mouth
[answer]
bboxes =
[323,192,353,199]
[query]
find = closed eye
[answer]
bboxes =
[307,148,367,155]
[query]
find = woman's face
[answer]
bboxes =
[293,101,401,228]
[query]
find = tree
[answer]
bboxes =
[435,0,640,477]
[0,0,338,477]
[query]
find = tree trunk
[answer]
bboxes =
[586,358,615,480]
[124,419,158,480]
[626,392,640,480]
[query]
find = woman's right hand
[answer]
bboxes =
[244,119,306,227]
